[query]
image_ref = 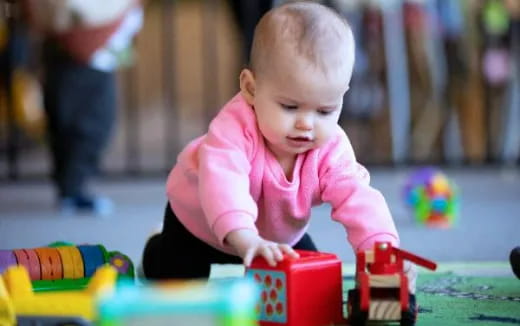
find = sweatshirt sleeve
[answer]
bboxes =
[198,105,259,245]
[318,129,399,252]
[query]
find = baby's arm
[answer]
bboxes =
[319,131,399,252]
[319,131,417,292]
[197,106,298,266]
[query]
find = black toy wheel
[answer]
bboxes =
[400,293,417,326]
[347,289,368,326]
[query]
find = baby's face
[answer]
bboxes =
[248,52,351,162]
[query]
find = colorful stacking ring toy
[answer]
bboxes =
[0,244,134,290]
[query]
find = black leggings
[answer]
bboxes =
[142,203,317,280]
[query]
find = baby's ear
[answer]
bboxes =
[239,69,256,105]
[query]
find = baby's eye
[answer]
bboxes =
[318,109,334,115]
[281,103,298,110]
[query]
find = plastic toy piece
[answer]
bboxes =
[108,252,132,277]
[56,247,76,279]
[68,246,86,279]
[13,250,41,281]
[246,250,344,326]
[1,264,117,322]
[348,242,437,326]
[0,274,16,326]
[78,246,105,278]
[35,248,63,280]
[97,278,258,326]
[403,167,458,228]
[56,246,85,279]
[0,251,17,274]
[31,279,90,293]
[0,244,134,293]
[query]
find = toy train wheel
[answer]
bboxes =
[347,289,367,326]
[400,293,417,326]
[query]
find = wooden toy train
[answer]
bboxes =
[348,241,437,326]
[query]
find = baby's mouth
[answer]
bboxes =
[288,136,312,142]
[287,136,314,146]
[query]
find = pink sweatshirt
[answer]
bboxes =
[167,93,399,256]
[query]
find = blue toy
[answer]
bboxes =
[97,278,259,325]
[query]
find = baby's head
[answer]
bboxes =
[240,2,355,161]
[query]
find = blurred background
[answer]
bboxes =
[0,0,518,273]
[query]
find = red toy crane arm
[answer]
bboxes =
[393,247,437,271]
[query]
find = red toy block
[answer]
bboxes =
[246,250,345,326]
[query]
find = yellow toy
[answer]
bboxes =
[0,264,116,325]
[0,276,15,326]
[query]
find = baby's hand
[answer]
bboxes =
[242,240,299,267]
[404,261,418,294]
[225,229,299,267]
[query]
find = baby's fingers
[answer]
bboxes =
[260,246,278,267]
[243,246,276,267]
[270,245,284,262]
[278,244,299,259]
[243,244,298,267]
[243,248,257,267]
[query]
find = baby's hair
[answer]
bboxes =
[249,1,354,76]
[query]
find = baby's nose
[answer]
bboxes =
[295,115,313,130]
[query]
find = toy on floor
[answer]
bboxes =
[246,250,344,326]
[97,278,259,326]
[0,243,134,292]
[0,264,117,325]
[0,272,15,326]
[347,241,437,326]
[403,167,459,228]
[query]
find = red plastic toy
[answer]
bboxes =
[246,250,345,326]
[347,241,437,326]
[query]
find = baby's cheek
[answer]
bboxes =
[317,128,333,145]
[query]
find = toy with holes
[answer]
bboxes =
[97,278,259,326]
[403,167,459,228]
[246,250,344,326]
[0,264,117,325]
[0,243,133,292]
[347,241,437,326]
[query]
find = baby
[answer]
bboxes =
[143,2,406,283]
